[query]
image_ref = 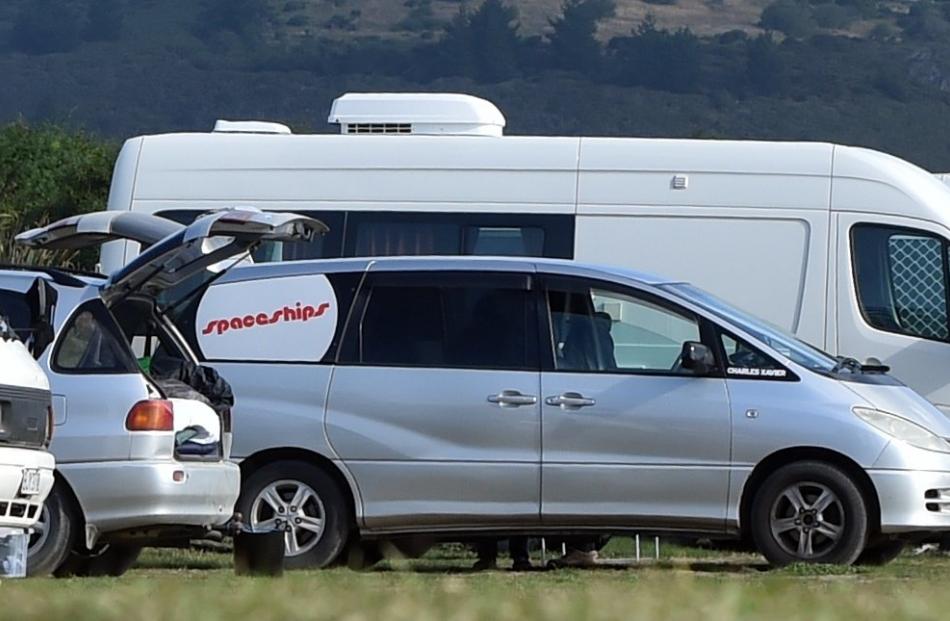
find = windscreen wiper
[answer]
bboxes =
[831,356,890,375]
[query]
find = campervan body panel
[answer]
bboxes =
[574,138,834,347]
[97,123,950,411]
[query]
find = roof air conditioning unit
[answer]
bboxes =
[328,93,506,137]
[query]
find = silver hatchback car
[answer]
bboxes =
[2,209,323,576]
[29,213,950,569]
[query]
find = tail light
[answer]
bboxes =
[126,400,174,432]
[46,405,54,445]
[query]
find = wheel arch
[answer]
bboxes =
[738,447,881,539]
[236,447,361,527]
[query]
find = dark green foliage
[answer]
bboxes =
[432,0,524,82]
[608,18,704,93]
[759,0,815,38]
[10,0,82,55]
[812,4,855,29]
[195,0,274,41]
[399,0,440,32]
[84,0,126,42]
[547,0,616,72]
[0,123,117,266]
[900,1,950,41]
[872,68,909,101]
[745,34,786,95]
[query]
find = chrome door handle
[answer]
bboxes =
[487,390,538,408]
[545,392,596,410]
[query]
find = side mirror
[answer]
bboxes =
[680,341,716,375]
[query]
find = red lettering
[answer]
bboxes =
[202,302,332,337]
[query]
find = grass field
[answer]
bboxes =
[4,540,950,621]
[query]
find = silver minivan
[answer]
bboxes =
[23,213,950,568]
[2,209,323,575]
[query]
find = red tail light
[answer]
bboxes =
[126,400,174,432]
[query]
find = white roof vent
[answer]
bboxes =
[213,120,292,135]
[328,93,506,137]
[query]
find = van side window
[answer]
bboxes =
[545,281,702,374]
[345,213,573,259]
[852,225,950,341]
[720,333,794,380]
[344,272,538,370]
[53,302,139,374]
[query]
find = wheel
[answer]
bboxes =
[55,545,142,577]
[750,461,868,566]
[27,482,77,576]
[854,539,904,566]
[236,460,351,569]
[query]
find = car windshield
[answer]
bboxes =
[662,283,838,374]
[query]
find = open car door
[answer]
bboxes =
[17,208,328,305]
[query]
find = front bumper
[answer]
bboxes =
[870,469,950,533]
[61,459,240,535]
[0,449,55,530]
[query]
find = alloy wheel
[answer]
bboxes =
[249,479,326,557]
[769,481,845,559]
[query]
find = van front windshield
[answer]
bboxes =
[662,283,838,374]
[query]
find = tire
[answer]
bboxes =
[55,545,142,578]
[27,482,77,577]
[854,539,904,566]
[750,461,868,567]
[236,460,351,569]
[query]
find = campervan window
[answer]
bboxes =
[852,224,950,342]
[155,210,573,262]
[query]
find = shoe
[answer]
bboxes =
[558,549,599,568]
[511,559,533,571]
[473,558,497,571]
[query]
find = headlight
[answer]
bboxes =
[853,407,950,453]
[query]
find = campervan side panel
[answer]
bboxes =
[577,138,833,210]
[573,210,829,345]
[131,134,580,207]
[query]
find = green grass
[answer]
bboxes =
[4,542,950,620]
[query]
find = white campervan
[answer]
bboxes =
[99,93,950,414]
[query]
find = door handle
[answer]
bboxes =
[487,390,538,408]
[545,392,596,410]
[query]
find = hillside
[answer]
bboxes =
[2,0,950,170]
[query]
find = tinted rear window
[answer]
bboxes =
[0,290,32,341]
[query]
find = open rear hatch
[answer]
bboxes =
[18,208,328,306]
[17,208,327,458]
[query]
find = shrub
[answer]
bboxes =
[759,0,816,38]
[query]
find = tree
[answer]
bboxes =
[745,34,786,95]
[759,0,815,39]
[547,0,616,72]
[0,123,116,267]
[433,0,524,82]
[84,0,126,42]
[608,18,704,93]
[10,0,82,55]
[195,0,275,42]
